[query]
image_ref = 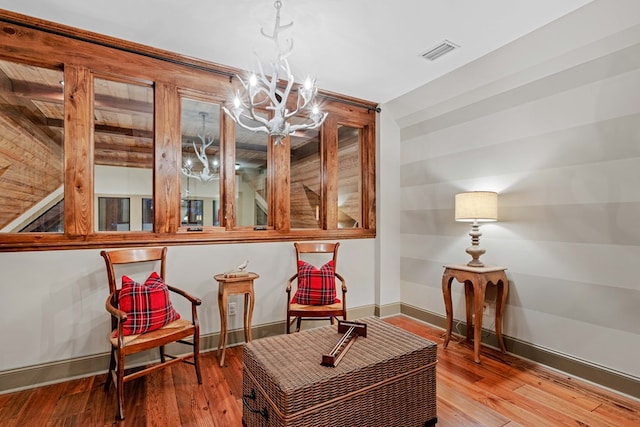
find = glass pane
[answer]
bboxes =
[181,199,203,227]
[337,124,361,228]
[0,59,64,233]
[94,77,153,232]
[98,197,130,231]
[290,120,321,229]
[235,115,268,228]
[212,199,220,226]
[180,98,221,227]
[141,197,153,231]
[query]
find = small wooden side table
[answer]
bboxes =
[214,272,259,367]
[442,264,508,363]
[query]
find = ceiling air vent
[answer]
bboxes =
[420,40,459,61]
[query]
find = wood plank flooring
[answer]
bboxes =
[0,315,638,426]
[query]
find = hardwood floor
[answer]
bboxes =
[0,315,638,426]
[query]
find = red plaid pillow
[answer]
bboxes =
[118,272,180,336]
[292,260,339,305]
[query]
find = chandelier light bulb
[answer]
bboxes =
[304,77,313,90]
[249,74,258,86]
[233,95,241,109]
[310,104,323,123]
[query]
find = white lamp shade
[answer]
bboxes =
[455,191,498,222]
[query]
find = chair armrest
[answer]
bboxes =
[286,273,298,294]
[166,285,201,328]
[105,294,127,321]
[335,272,347,292]
[105,294,127,346]
[166,285,202,306]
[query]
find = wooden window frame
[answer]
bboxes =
[0,10,376,252]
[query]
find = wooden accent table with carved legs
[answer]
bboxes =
[214,273,259,367]
[442,264,508,363]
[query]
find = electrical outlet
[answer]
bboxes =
[483,302,495,319]
[228,301,236,316]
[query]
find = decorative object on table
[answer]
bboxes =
[286,242,347,333]
[222,0,328,145]
[224,259,249,277]
[455,191,498,267]
[242,316,437,426]
[321,320,367,367]
[100,247,202,420]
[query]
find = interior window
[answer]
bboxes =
[93,77,153,232]
[0,59,65,233]
[142,197,153,231]
[337,124,362,228]
[180,98,221,229]
[235,115,268,228]
[181,199,204,227]
[98,197,130,231]
[290,117,321,229]
[0,12,377,251]
[212,200,220,226]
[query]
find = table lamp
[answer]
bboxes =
[455,191,498,267]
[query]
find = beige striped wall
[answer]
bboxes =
[387,0,640,383]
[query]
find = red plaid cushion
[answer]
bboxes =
[292,260,339,305]
[118,272,180,336]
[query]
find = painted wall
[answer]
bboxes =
[375,110,401,310]
[388,0,640,380]
[0,239,375,372]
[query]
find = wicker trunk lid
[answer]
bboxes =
[242,316,437,427]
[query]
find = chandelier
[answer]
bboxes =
[181,112,219,183]
[222,0,328,145]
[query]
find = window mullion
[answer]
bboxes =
[64,65,93,236]
[322,116,339,230]
[220,111,236,229]
[154,82,180,233]
[272,135,290,231]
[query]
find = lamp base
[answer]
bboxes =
[465,246,486,268]
[465,220,486,267]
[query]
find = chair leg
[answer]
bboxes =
[104,347,116,391]
[287,315,294,334]
[116,350,126,420]
[296,317,302,332]
[160,345,166,363]
[193,333,202,384]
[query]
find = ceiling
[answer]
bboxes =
[0,0,593,104]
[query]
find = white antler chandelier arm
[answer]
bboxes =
[193,135,213,166]
[224,75,271,132]
[223,104,270,134]
[222,0,328,144]
[181,111,220,183]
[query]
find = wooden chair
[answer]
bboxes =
[286,242,347,333]
[100,247,202,420]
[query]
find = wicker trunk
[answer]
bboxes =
[242,316,437,427]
